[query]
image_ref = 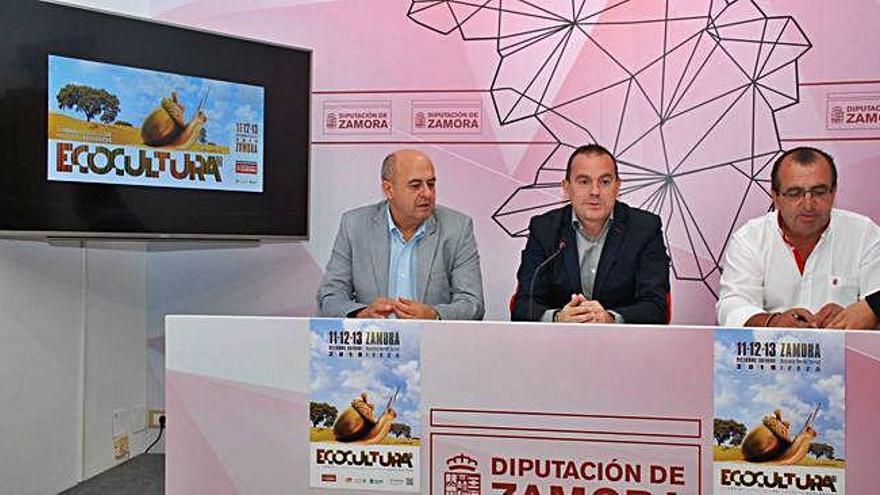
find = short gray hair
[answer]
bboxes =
[381,152,396,181]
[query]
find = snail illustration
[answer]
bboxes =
[332,389,398,444]
[140,90,208,149]
[741,406,819,464]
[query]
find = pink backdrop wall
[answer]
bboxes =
[147,0,880,438]
[151,0,880,324]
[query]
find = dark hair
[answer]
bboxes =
[770,147,837,192]
[565,144,618,181]
[381,152,396,181]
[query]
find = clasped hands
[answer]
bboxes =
[356,297,438,320]
[555,294,615,324]
[764,303,845,328]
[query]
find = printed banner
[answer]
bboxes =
[411,100,482,134]
[47,54,264,192]
[309,319,421,492]
[714,329,845,494]
[322,100,392,135]
[432,426,699,495]
[826,93,880,130]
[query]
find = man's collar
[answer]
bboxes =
[386,203,428,240]
[775,209,833,246]
[571,208,613,241]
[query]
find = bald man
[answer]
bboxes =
[317,150,485,320]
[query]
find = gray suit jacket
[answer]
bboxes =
[316,201,485,320]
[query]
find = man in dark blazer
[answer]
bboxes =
[511,144,670,324]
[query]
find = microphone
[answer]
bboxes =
[529,238,567,321]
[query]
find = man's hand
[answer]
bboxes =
[355,297,395,318]
[556,294,615,323]
[580,300,615,323]
[828,300,879,330]
[814,303,845,328]
[556,294,590,323]
[769,308,817,328]
[393,297,439,320]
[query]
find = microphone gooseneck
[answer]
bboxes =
[528,239,567,321]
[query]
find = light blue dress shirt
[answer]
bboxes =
[387,206,427,301]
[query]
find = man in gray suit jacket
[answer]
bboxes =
[317,149,485,320]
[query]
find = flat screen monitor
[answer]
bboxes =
[0,0,311,239]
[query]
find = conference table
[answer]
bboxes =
[166,316,878,494]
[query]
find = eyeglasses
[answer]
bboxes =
[778,185,834,200]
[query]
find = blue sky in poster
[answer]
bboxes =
[48,54,263,146]
[715,329,845,458]
[310,319,422,439]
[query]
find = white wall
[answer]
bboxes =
[0,241,83,494]
[0,240,149,494]
[82,244,149,479]
[0,3,153,493]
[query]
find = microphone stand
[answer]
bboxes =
[528,239,567,321]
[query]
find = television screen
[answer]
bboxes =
[0,0,310,239]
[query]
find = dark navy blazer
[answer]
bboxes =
[512,201,670,323]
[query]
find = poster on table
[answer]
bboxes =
[714,328,845,494]
[309,318,421,492]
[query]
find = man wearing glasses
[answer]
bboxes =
[717,147,880,328]
[511,144,670,324]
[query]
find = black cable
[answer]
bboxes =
[145,415,166,454]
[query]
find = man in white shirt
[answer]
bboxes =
[717,147,880,328]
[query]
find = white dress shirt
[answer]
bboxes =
[717,209,880,327]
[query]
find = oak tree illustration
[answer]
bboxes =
[56,84,120,124]
[714,418,747,446]
[309,401,338,428]
[389,422,412,439]
[809,442,835,460]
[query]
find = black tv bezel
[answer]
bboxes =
[0,0,311,241]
